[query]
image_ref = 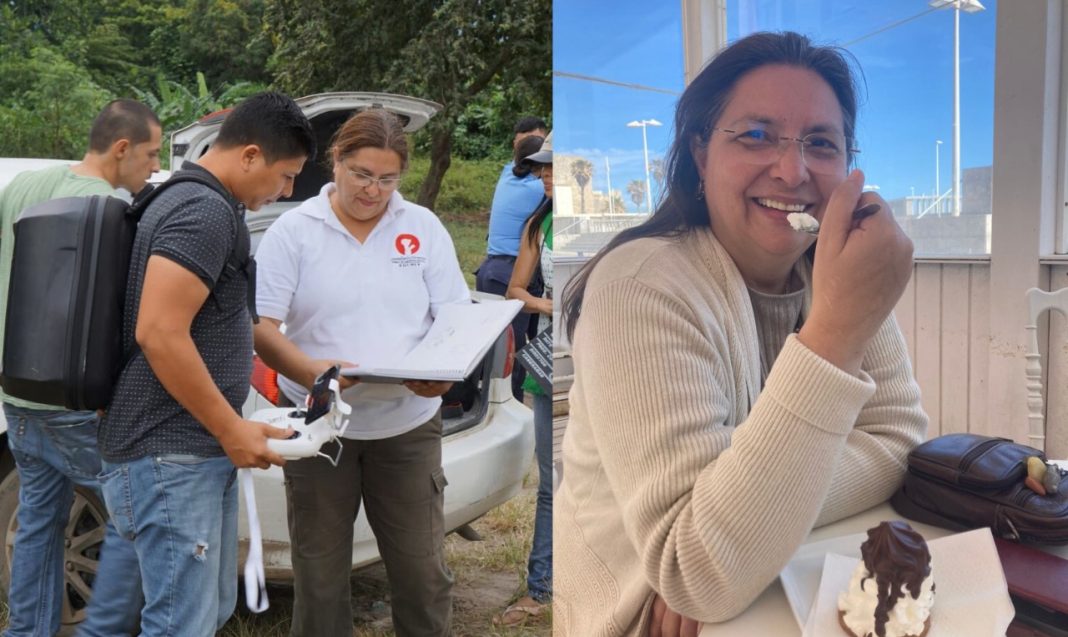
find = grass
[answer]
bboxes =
[0,157,526,636]
[441,217,490,289]
[215,463,549,637]
[0,464,547,636]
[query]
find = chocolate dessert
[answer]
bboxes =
[837,521,935,637]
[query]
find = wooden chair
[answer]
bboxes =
[1025,287,1068,452]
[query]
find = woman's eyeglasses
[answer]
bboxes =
[707,125,858,175]
[530,164,553,178]
[345,167,402,191]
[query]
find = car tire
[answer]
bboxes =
[0,469,108,633]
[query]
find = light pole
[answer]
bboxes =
[930,0,985,216]
[605,157,615,215]
[935,139,943,209]
[627,118,661,213]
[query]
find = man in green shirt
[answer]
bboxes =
[0,99,160,637]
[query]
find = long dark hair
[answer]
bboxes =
[562,31,862,340]
[524,196,552,248]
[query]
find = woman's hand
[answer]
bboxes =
[535,297,553,316]
[648,594,702,637]
[403,380,453,398]
[798,169,913,374]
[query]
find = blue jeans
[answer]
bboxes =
[100,454,237,637]
[527,393,552,602]
[2,404,141,637]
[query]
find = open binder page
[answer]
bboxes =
[341,299,524,382]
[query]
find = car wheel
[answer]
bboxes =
[0,470,107,630]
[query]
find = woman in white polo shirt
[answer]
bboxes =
[253,109,468,637]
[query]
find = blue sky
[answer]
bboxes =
[553,0,997,211]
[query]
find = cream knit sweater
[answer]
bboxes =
[554,228,928,636]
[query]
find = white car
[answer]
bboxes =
[0,93,534,630]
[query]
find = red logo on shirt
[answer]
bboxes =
[395,234,421,255]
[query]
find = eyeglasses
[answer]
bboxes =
[707,125,858,175]
[530,164,553,178]
[344,167,402,191]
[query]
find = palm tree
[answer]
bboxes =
[570,158,593,214]
[626,180,646,211]
[650,158,666,195]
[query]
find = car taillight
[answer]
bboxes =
[502,325,515,378]
[250,355,281,406]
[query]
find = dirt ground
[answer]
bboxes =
[0,465,549,637]
[220,464,551,637]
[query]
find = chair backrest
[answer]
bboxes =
[1024,287,1068,452]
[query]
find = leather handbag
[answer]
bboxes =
[890,433,1068,544]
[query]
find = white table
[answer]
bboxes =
[699,501,1068,636]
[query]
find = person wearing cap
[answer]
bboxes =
[475,117,548,401]
[495,132,553,627]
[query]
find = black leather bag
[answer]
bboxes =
[890,433,1068,544]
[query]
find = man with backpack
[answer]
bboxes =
[96,92,314,636]
[0,99,161,637]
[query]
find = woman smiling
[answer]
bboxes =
[554,32,927,637]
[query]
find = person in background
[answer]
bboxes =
[98,91,313,636]
[253,108,468,637]
[476,116,548,401]
[497,132,554,627]
[0,99,161,637]
[554,32,926,636]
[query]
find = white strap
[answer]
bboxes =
[239,468,269,613]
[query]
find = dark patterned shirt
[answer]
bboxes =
[101,164,253,461]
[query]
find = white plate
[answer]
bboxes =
[779,533,866,629]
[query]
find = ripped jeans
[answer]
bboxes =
[99,454,238,637]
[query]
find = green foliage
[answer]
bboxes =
[400,155,500,219]
[2,1,273,98]
[450,84,551,163]
[166,0,273,87]
[0,45,110,158]
[132,73,268,169]
[264,0,550,208]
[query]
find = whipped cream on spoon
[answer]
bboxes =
[788,202,882,236]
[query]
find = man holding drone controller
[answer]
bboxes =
[95,92,316,636]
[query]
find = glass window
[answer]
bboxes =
[554,0,997,258]
[729,0,996,257]
[553,1,683,258]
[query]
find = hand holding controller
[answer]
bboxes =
[250,365,352,463]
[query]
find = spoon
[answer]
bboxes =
[791,202,882,236]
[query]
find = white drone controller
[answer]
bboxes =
[250,365,352,464]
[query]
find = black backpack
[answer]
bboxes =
[0,172,230,410]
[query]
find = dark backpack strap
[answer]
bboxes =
[122,171,250,369]
[127,171,232,220]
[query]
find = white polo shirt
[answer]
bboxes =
[255,183,471,440]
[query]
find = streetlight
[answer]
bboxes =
[929,0,985,216]
[627,118,662,213]
[935,139,943,208]
[605,157,615,215]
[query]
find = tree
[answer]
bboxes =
[132,72,268,168]
[650,157,666,193]
[264,0,551,210]
[627,180,646,211]
[570,158,593,214]
[0,45,110,158]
